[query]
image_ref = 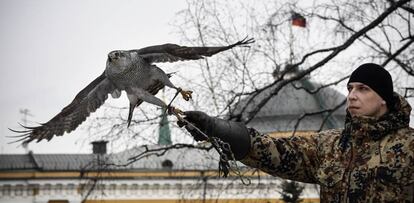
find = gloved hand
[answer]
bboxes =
[178,111,251,160]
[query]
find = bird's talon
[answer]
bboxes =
[167,107,184,121]
[167,106,183,115]
[174,107,184,115]
[180,90,193,101]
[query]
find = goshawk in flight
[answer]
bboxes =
[11,37,255,144]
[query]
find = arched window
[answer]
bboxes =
[55,184,63,194]
[119,184,127,194]
[107,184,116,195]
[44,184,51,195]
[141,184,149,190]
[15,184,23,196]
[2,185,11,196]
[174,183,182,191]
[66,184,75,195]
[130,184,139,195]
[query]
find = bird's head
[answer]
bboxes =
[107,50,128,63]
[106,50,137,74]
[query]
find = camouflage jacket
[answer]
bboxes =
[241,94,414,202]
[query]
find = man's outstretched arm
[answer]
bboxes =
[180,111,321,183]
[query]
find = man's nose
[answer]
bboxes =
[347,89,357,100]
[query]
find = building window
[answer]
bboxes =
[162,183,170,190]
[130,184,139,195]
[26,185,33,196]
[96,184,105,191]
[140,183,149,195]
[119,184,127,195]
[174,183,182,191]
[161,184,170,195]
[55,184,63,194]
[28,184,39,196]
[206,183,215,190]
[108,184,116,195]
[44,184,52,195]
[66,184,75,195]
[2,185,11,196]
[151,183,160,195]
[257,183,267,189]
[184,183,193,190]
[15,184,23,196]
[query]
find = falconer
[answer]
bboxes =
[181,63,414,202]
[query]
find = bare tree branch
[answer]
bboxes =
[291,99,346,136]
[125,144,213,167]
[292,75,351,94]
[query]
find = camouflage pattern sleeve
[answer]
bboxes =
[240,128,334,183]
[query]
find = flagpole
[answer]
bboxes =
[289,12,295,65]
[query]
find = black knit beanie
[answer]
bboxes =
[347,63,394,109]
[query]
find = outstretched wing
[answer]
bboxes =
[134,37,254,64]
[10,72,117,144]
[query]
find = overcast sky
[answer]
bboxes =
[0,0,188,154]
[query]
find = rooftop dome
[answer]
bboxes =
[232,78,347,133]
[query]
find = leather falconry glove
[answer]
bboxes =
[178,111,251,160]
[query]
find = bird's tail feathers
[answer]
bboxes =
[127,103,135,128]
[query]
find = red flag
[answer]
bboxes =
[292,12,306,28]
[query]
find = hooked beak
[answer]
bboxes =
[108,52,120,62]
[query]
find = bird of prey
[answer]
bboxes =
[11,37,255,144]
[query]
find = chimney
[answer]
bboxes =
[91,140,108,154]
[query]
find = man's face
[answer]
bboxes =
[347,82,387,118]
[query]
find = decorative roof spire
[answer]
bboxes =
[158,108,172,145]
